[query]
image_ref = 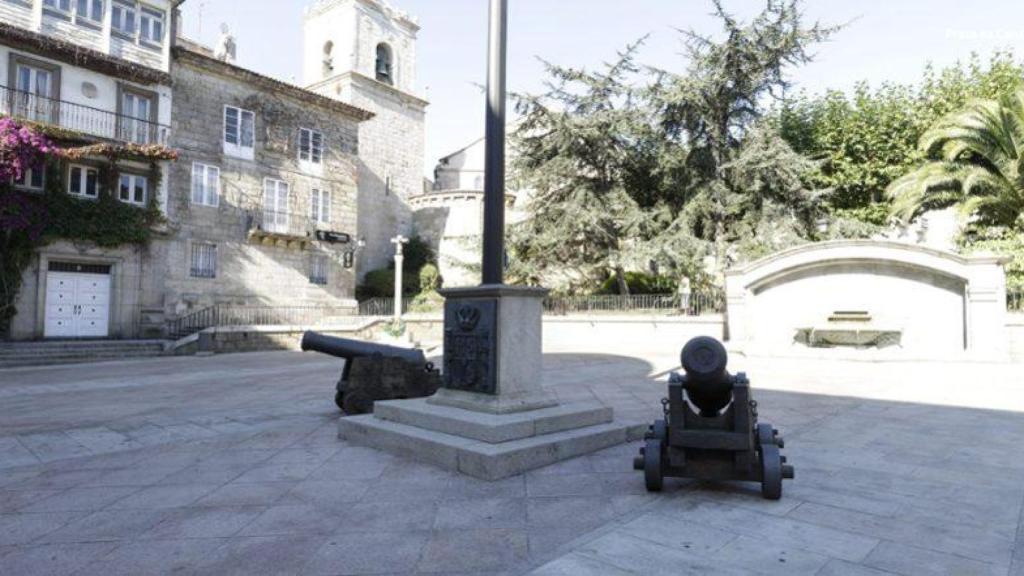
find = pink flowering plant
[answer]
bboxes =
[0,117,58,183]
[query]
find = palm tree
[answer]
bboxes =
[887,90,1024,229]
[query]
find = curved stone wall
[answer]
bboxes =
[724,240,1009,358]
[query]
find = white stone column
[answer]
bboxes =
[964,255,1010,358]
[390,235,409,323]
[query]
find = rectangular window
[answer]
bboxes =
[191,163,220,207]
[120,90,153,144]
[68,165,99,198]
[190,243,217,279]
[111,1,135,35]
[263,178,289,234]
[309,254,329,285]
[299,128,324,165]
[44,0,71,13]
[118,173,147,206]
[13,167,44,191]
[224,106,255,159]
[75,0,103,23]
[310,188,331,224]
[139,7,164,44]
[14,62,56,124]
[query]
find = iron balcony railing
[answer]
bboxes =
[0,84,170,145]
[166,305,359,340]
[358,297,417,317]
[246,209,317,239]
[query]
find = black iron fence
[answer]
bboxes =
[354,292,725,317]
[165,305,357,340]
[1,84,170,145]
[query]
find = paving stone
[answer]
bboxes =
[529,552,636,576]
[443,474,526,500]
[816,559,902,576]
[304,531,430,575]
[712,534,831,575]
[238,504,343,536]
[0,511,85,545]
[576,531,750,576]
[0,489,63,514]
[194,482,295,508]
[275,479,373,509]
[78,538,227,576]
[107,483,221,510]
[335,500,437,533]
[140,507,264,540]
[417,528,530,573]
[619,512,738,556]
[0,542,117,576]
[434,497,526,530]
[39,509,170,543]
[862,540,1007,576]
[191,534,331,576]
[18,486,139,513]
[526,472,606,498]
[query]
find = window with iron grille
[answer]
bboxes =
[310,254,328,285]
[190,243,217,279]
[299,128,324,165]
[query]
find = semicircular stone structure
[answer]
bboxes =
[724,240,1010,359]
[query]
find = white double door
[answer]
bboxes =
[44,272,111,338]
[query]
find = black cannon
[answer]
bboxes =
[633,336,794,499]
[301,331,442,415]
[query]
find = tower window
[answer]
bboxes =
[375,43,393,85]
[323,41,334,77]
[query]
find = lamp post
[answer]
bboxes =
[391,234,409,322]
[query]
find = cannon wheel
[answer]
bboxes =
[342,389,373,415]
[760,443,783,500]
[653,419,667,441]
[756,423,775,447]
[334,390,345,411]
[644,438,664,492]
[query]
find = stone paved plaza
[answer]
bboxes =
[0,346,1022,575]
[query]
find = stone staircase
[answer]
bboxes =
[0,340,169,369]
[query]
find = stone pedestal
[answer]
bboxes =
[338,284,640,480]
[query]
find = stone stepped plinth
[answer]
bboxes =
[339,398,641,480]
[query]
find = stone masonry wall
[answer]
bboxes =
[162,59,363,318]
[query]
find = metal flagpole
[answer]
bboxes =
[481,0,508,286]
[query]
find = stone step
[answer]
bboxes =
[0,341,168,368]
[373,398,614,444]
[339,411,643,481]
[0,353,167,369]
[0,346,165,358]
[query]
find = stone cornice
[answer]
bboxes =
[0,22,171,86]
[307,70,429,108]
[172,47,375,122]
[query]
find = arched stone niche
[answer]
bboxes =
[724,240,1009,358]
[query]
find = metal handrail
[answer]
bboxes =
[0,84,170,145]
[354,292,725,317]
[165,305,358,340]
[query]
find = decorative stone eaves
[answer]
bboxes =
[0,23,171,86]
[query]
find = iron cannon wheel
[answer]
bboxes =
[760,443,783,500]
[653,419,667,441]
[757,423,775,447]
[334,390,345,411]
[644,438,664,492]
[342,389,373,415]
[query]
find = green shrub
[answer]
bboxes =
[358,268,419,299]
[419,263,442,292]
[408,290,444,313]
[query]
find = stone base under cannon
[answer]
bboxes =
[337,285,643,480]
[339,399,644,480]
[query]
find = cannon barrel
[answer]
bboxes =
[301,331,427,365]
[680,336,733,415]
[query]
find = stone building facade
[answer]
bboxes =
[158,48,372,318]
[303,0,428,278]
[3,0,177,340]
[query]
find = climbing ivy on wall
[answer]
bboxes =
[0,118,175,336]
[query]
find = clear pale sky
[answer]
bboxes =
[179,1,1024,176]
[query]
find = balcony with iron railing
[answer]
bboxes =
[246,208,317,247]
[0,85,170,145]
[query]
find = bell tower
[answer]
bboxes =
[303,0,428,276]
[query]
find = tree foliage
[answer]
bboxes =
[778,51,1024,221]
[887,89,1024,230]
[511,0,836,292]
